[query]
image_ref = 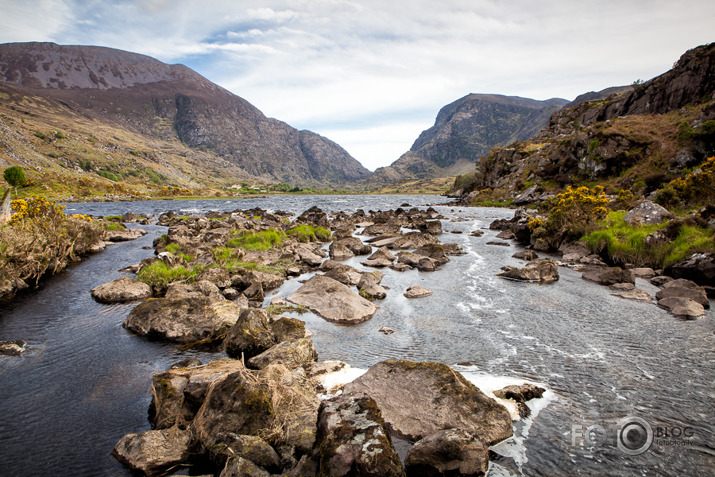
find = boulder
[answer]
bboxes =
[247,338,318,370]
[91,276,152,304]
[219,457,271,477]
[270,317,308,343]
[199,267,232,288]
[624,200,674,225]
[210,434,280,472]
[337,237,372,255]
[493,383,545,403]
[295,244,324,267]
[416,220,442,235]
[240,270,285,291]
[498,259,559,283]
[559,243,590,262]
[124,281,240,343]
[664,253,715,287]
[404,285,432,298]
[323,264,363,286]
[104,228,147,242]
[314,393,405,477]
[614,289,653,301]
[512,250,539,261]
[404,428,488,477]
[415,243,450,266]
[287,275,378,324]
[362,247,396,267]
[358,270,387,300]
[582,267,635,286]
[0,339,26,356]
[112,427,191,477]
[657,297,705,318]
[243,282,264,303]
[391,232,438,250]
[224,308,276,360]
[630,267,656,278]
[656,285,709,309]
[329,241,354,260]
[650,276,674,287]
[343,360,512,445]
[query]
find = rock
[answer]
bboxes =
[559,243,590,262]
[404,285,432,298]
[329,241,354,260]
[582,267,635,286]
[295,244,324,267]
[91,276,152,304]
[657,297,705,318]
[404,428,488,477]
[149,358,246,429]
[650,275,674,287]
[390,262,412,272]
[443,243,466,255]
[243,282,264,303]
[614,289,653,301]
[358,270,387,300]
[222,287,242,301]
[496,230,515,240]
[314,393,405,477]
[191,370,274,453]
[366,234,402,248]
[416,220,442,236]
[512,250,539,261]
[416,257,437,272]
[630,267,656,278]
[343,360,512,445]
[493,383,545,403]
[323,264,363,286]
[124,281,240,343]
[470,230,484,237]
[112,427,191,477]
[486,241,510,247]
[0,339,26,356]
[219,457,271,477]
[497,259,559,283]
[287,275,378,324]
[664,253,715,287]
[270,317,308,343]
[224,308,276,360]
[379,327,395,334]
[337,237,372,255]
[391,232,438,250]
[104,228,147,242]
[210,434,280,472]
[308,360,347,378]
[199,267,232,288]
[365,246,396,263]
[610,282,635,291]
[247,338,318,370]
[656,285,709,309]
[240,270,285,291]
[512,184,541,206]
[624,200,674,225]
[415,243,450,266]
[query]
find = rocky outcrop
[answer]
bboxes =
[90,276,152,303]
[498,259,559,283]
[123,281,240,343]
[287,275,378,324]
[314,393,405,477]
[112,427,191,477]
[664,253,715,287]
[404,428,488,477]
[343,360,512,445]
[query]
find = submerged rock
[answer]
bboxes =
[91,276,152,304]
[344,360,512,445]
[314,393,405,477]
[287,275,378,324]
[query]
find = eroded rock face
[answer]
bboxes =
[112,427,191,477]
[498,259,559,283]
[123,281,240,343]
[91,276,152,303]
[314,393,405,477]
[404,428,488,477]
[343,360,512,445]
[287,275,378,324]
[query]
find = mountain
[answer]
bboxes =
[0,42,370,191]
[368,94,568,186]
[455,42,715,204]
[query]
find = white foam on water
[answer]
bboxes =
[317,365,367,397]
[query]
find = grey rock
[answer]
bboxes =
[404,428,488,477]
[287,275,378,324]
[112,427,191,477]
[91,276,152,304]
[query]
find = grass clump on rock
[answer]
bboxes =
[137,261,205,289]
[286,224,331,242]
[227,229,285,250]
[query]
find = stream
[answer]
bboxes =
[0,195,713,476]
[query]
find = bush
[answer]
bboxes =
[537,185,610,241]
[97,170,121,181]
[667,156,715,206]
[4,166,26,194]
[286,224,331,242]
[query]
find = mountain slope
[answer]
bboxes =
[456,42,715,204]
[0,42,370,188]
[369,94,568,185]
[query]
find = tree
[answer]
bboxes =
[3,166,26,197]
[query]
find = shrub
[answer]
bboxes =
[538,185,610,241]
[4,166,26,195]
[98,170,121,181]
[667,156,715,206]
[286,224,331,242]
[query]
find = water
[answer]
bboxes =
[0,195,713,476]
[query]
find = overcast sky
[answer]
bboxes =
[1,1,713,170]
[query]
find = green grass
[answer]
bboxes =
[137,261,205,288]
[226,229,285,250]
[582,211,714,267]
[286,224,331,242]
[164,243,182,254]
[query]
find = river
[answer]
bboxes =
[0,195,712,476]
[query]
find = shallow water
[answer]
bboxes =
[1,195,713,476]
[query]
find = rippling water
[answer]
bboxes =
[0,195,713,476]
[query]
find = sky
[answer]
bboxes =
[0,1,713,171]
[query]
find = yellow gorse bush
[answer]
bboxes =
[10,197,66,227]
[535,185,611,241]
[668,156,715,205]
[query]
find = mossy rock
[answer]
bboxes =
[224,308,276,360]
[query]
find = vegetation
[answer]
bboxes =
[227,229,285,250]
[655,156,715,208]
[3,166,26,196]
[286,224,331,242]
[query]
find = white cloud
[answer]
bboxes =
[1,0,714,170]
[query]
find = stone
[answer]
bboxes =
[209,434,280,472]
[104,228,146,242]
[656,286,709,309]
[496,230,516,240]
[650,276,674,287]
[314,393,405,477]
[112,427,191,477]
[390,262,412,272]
[379,327,395,335]
[614,289,653,301]
[443,243,466,255]
[323,264,363,286]
[287,275,378,324]
[362,246,396,267]
[337,237,372,255]
[582,267,635,286]
[404,285,432,298]
[657,297,705,318]
[308,360,347,378]
[241,270,285,291]
[91,276,152,304]
[124,281,240,343]
[219,457,271,477]
[470,230,485,237]
[224,308,276,360]
[559,243,590,262]
[0,339,26,356]
[247,338,318,370]
[415,243,450,266]
[329,241,354,260]
[391,232,438,250]
[664,253,715,287]
[512,250,539,261]
[630,267,656,278]
[243,282,264,303]
[624,200,674,225]
[343,360,512,445]
[358,270,387,300]
[493,383,545,403]
[497,259,559,283]
[198,267,232,288]
[486,241,510,247]
[610,282,635,291]
[270,317,308,343]
[404,428,488,477]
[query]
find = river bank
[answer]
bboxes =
[0,195,712,476]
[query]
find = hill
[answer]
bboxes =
[0,42,370,198]
[367,94,568,187]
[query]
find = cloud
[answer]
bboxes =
[1,0,714,171]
